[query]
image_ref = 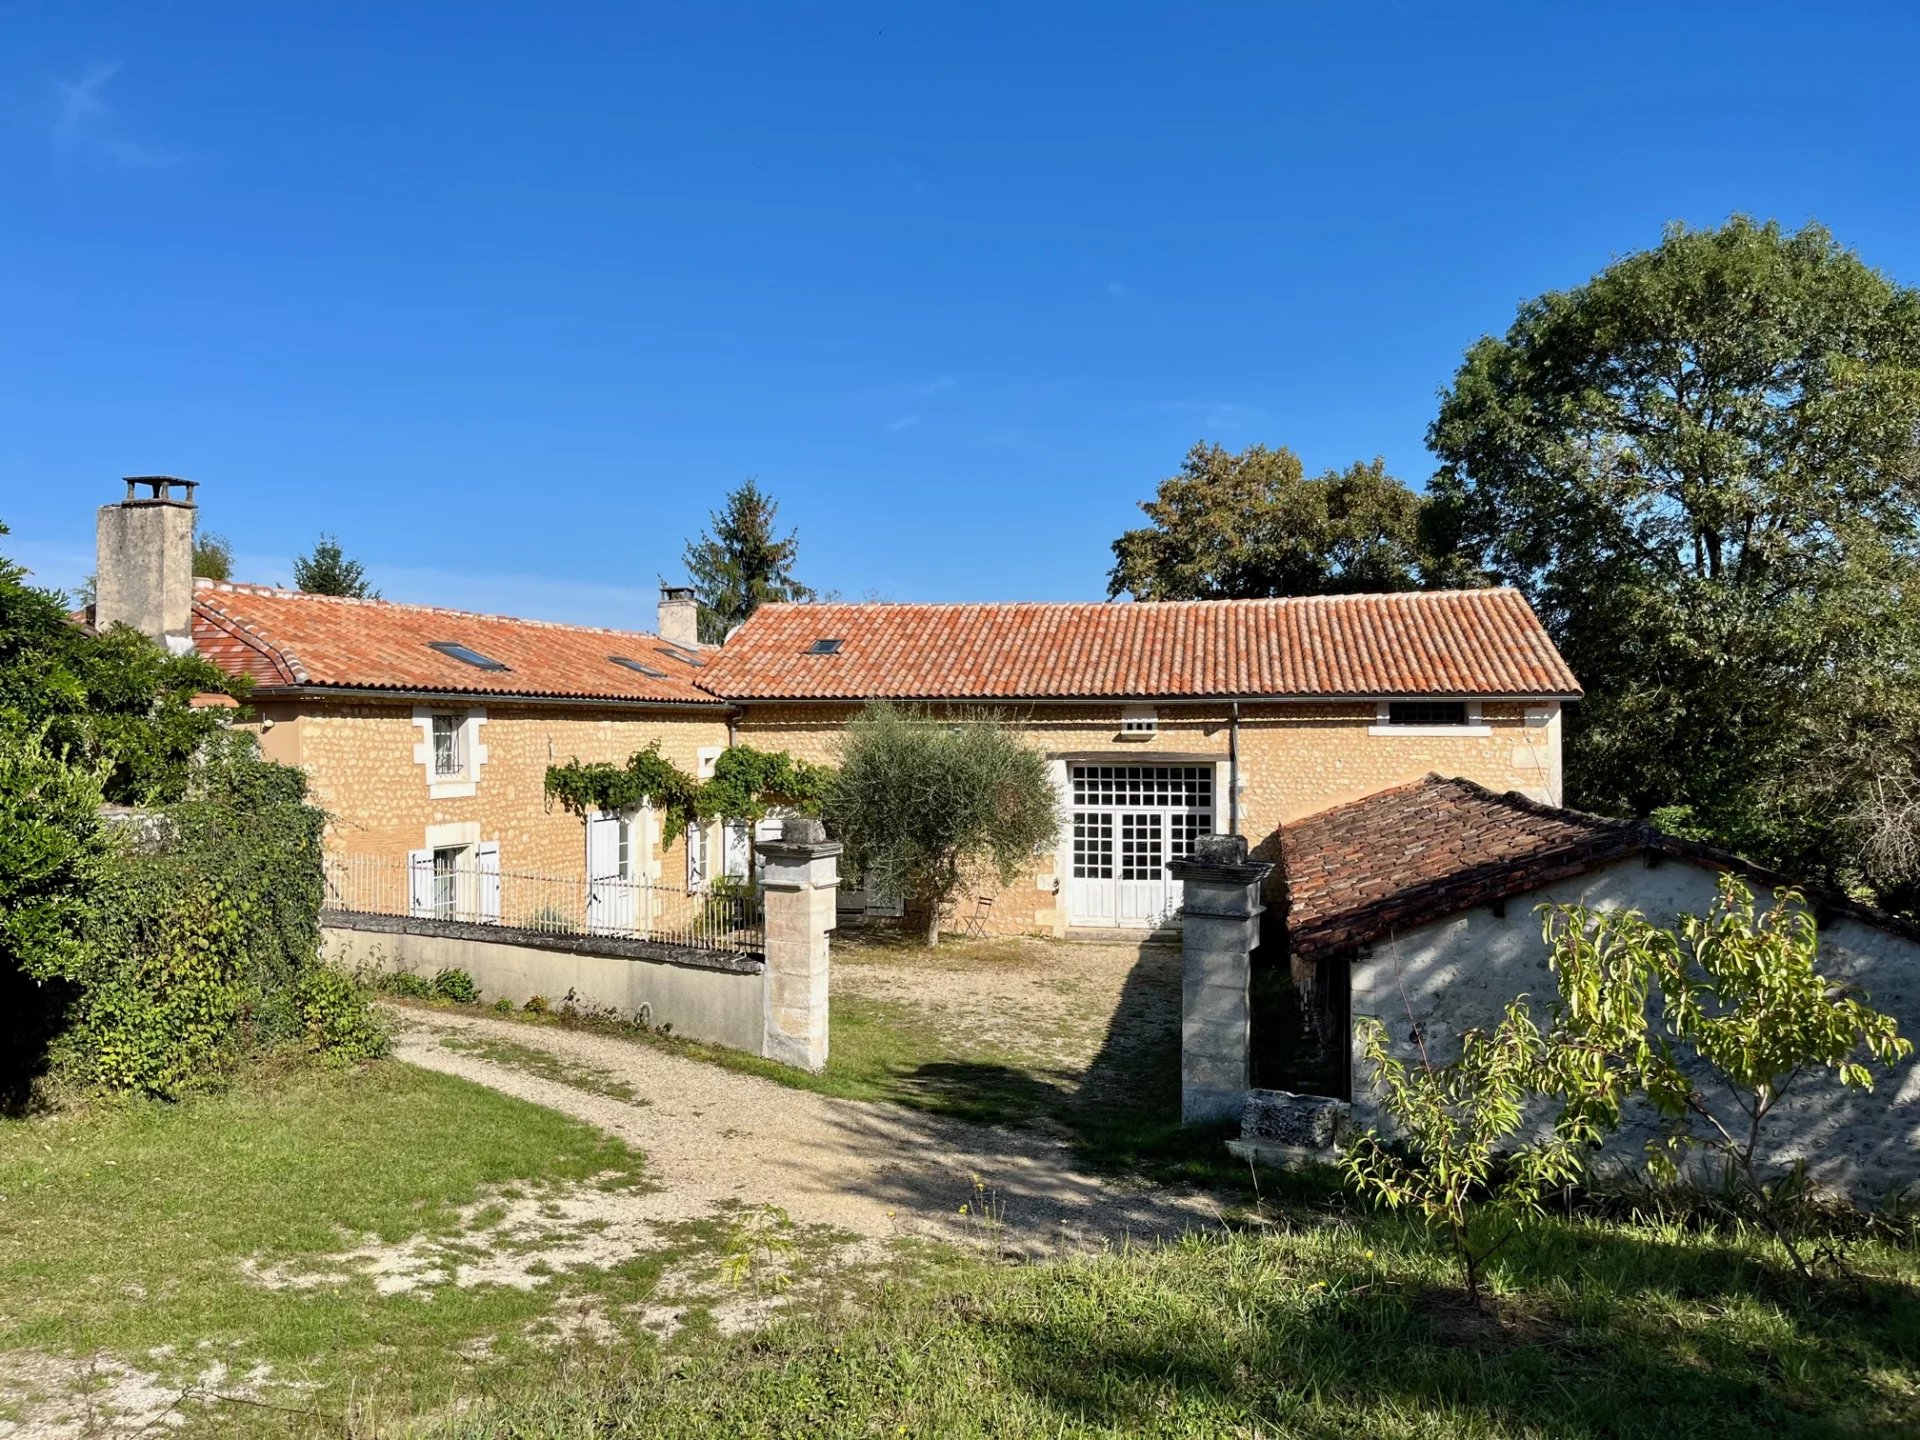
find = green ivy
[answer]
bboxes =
[544,743,832,846]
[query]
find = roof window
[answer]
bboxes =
[809,638,844,655]
[656,644,706,669]
[609,655,669,679]
[427,641,510,672]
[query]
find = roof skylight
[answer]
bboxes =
[656,645,706,668]
[609,654,669,679]
[428,641,511,672]
[809,638,844,655]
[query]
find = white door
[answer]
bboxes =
[1066,764,1213,928]
[586,811,636,935]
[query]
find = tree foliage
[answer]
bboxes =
[544,743,830,848]
[1108,443,1461,600]
[824,703,1060,946]
[1428,217,1920,909]
[292,533,379,598]
[682,479,814,642]
[1539,877,1910,1261]
[192,529,234,582]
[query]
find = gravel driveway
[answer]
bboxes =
[394,1002,1222,1258]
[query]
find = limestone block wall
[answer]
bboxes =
[258,697,729,884]
[733,699,1563,936]
[1347,857,1920,1203]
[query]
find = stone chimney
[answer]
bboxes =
[96,477,199,655]
[658,584,701,649]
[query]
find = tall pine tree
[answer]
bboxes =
[681,479,813,642]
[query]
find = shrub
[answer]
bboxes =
[524,994,551,1015]
[377,970,434,999]
[296,964,391,1065]
[432,967,480,1004]
[492,997,514,1014]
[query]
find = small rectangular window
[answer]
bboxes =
[428,641,511,672]
[609,655,669,679]
[808,638,844,655]
[1387,701,1470,728]
[431,714,464,777]
[1119,706,1157,738]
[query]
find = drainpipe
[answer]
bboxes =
[1229,701,1241,836]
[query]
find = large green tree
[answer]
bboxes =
[682,479,814,643]
[1429,217,1920,909]
[292,534,379,598]
[1108,443,1459,600]
[825,703,1060,946]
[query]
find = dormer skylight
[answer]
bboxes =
[428,641,510,672]
[809,638,844,655]
[609,655,669,679]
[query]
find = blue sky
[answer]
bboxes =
[4,2,1918,629]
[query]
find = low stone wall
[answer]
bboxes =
[321,911,765,1054]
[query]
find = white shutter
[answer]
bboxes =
[476,841,501,924]
[686,821,708,891]
[723,821,751,881]
[408,849,434,918]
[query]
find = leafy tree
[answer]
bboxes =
[1343,1000,1593,1300]
[1540,876,1911,1268]
[0,521,236,804]
[1108,443,1461,600]
[193,530,234,582]
[292,534,379,598]
[1428,217,1920,907]
[682,479,813,642]
[825,703,1060,946]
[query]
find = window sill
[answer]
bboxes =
[427,777,477,799]
[1366,724,1492,738]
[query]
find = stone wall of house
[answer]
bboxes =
[254,697,730,884]
[732,699,1562,937]
[1346,856,1920,1203]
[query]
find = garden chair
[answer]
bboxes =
[962,895,995,938]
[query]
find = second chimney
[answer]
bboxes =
[96,477,199,655]
[658,585,701,649]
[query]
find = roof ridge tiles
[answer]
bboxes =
[194,579,674,644]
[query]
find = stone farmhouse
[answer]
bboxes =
[89,479,1579,939]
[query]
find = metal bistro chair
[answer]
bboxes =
[962,895,995,939]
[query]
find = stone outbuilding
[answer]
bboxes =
[1278,775,1920,1202]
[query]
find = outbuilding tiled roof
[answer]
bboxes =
[698,591,1579,701]
[1280,775,1920,962]
[190,581,721,705]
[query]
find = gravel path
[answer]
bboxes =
[393,1006,1222,1257]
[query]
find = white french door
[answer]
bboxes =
[1066,765,1213,928]
[586,809,639,935]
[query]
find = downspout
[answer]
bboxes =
[1229,701,1241,836]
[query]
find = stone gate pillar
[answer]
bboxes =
[757,815,841,1072]
[1168,834,1273,1125]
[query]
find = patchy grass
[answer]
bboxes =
[0,1061,846,1436]
[435,1034,645,1104]
[419,1214,1920,1439]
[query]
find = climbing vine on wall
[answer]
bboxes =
[544,742,832,847]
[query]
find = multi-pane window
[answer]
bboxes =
[1070,764,1212,810]
[1071,812,1114,879]
[615,816,632,880]
[431,713,464,777]
[431,845,461,920]
[1119,812,1165,881]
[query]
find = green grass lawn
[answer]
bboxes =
[430,1213,1920,1440]
[0,1060,773,1436]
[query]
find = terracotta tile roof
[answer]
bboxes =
[190,581,721,706]
[698,591,1580,701]
[1280,775,1920,962]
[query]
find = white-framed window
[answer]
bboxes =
[686,821,710,891]
[1119,705,1157,739]
[431,713,464,778]
[1368,700,1490,736]
[431,845,463,919]
[616,814,633,880]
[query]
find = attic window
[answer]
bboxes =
[656,645,706,669]
[428,641,510,672]
[609,655,669,679]
[1119,705,1157,739]
[1387,701,1469,727]
[809,638,844,655]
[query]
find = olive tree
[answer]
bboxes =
[825,703,1060,946]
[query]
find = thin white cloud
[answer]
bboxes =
[917,375,957,396]
[886,414,921,432]
[53,61,179,170]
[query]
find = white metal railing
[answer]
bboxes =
[321,852,763,955]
